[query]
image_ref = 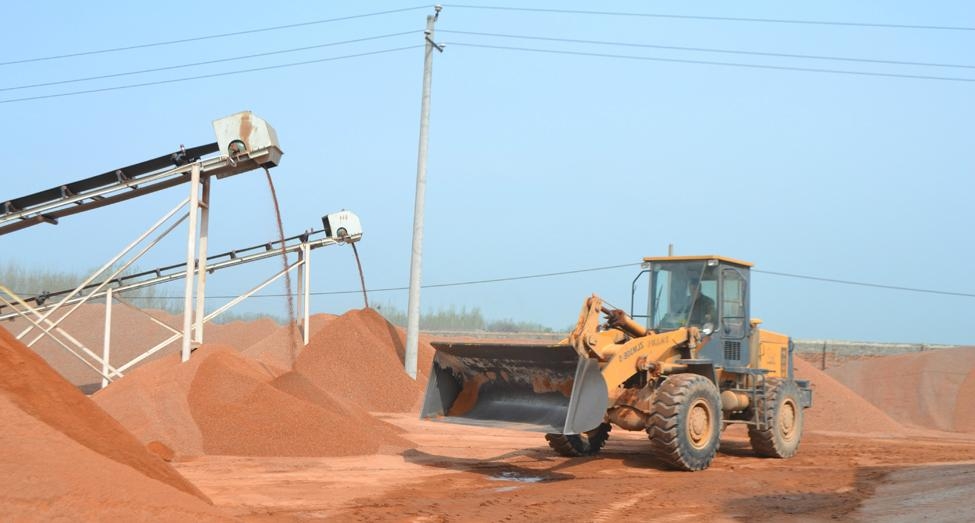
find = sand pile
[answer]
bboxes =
[189,349,408,457]
[293,308,435,413]
[6,303,188,391]
[7,303,293,391]
[793,357,904,434]
[0,326,226,520]
[97,338,409,458]
[955,368,975,432]
[94,345,239,457]
[827,348,975,432]
[202,316,280,353]
[241,313,336,372]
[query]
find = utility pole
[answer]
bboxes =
[405,5,444,379]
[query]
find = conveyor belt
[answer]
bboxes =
[0,143,219,236]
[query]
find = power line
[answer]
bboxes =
[753,269,975,298]
[180,262,642,297]
[0,45,423,105]
[0,6,428,67]
[10,30,968,99]
[14,262,973,300]
[449,42,975,83]
[440,29,975,70]
[0,32,416,93]
[444,4,975,32]
[5,262,641,300]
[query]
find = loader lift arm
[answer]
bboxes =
[420,294,708,435]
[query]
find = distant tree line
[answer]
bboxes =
[376,302,554,333]
[0,262,280,325]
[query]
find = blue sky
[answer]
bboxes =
[1,1,972,344]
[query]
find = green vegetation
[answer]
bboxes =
[376,302,555,333]
[0,261,176,310]
[0,264,550,331]
[0,262,281,325]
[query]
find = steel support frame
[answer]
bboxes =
[113,254,306,374]
[1,196,192,383]
[1,194,326,385]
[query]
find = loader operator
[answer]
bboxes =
[684,277,715,327]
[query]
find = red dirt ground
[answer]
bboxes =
[6,306,975,521]
[176,412,975,522]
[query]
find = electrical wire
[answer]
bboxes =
[440,29,975,70]
[0,45,424,105]
[0,31,417,92]
[9,29,970,96]
[443,4,975,32]
[12,262,973,301]
[752,269,975,298]
[0,6,429,67]
[4,262,641,300]
[449,42,975,83]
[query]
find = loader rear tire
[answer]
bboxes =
[545,423,611,457]
[646,373,721,471]
[748,378,803,458]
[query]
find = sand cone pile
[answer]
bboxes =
[6,304,284,392]
[188,348,409,457]
[95,309,424,458]
[0,326,227,520]
[241,313,336,373]
[793,357,905,434]
[292,308,435,413]
[954,365,975,432]
[826,348,975,432]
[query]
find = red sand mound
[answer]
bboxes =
[0,326,205,499]
[99,338,408,458]
[188,349,408,456]
[827,348,975,432]
[241,313,336,373]
[294,308,435,413]
[6,303,187,390]
[9,303,286,391]
[0,326,224,520]
[94,345,233,457]
[793,357,904,434]
[0,396,228,521]
[955,369,975,432]
[204,316,280,352]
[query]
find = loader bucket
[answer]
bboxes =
[420,342,608,434]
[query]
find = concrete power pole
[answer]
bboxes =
[405,5,443,379]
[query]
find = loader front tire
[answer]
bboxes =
[646,373,721,471]
[545,423,611,457]
[748,378,803,458]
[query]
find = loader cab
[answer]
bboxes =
[634,255,753,368]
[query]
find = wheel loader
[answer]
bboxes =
[420,255,813,471]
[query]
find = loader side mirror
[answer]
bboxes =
[701,323,715,336]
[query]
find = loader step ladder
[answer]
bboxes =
[720,366,771,429]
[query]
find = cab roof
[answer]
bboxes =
[642,255,754,268]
